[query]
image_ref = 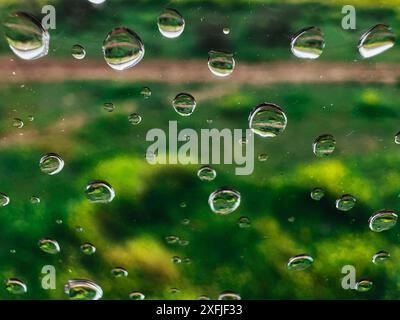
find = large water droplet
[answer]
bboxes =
[129,291,145,300]
[249,103,287,138]
[313,134,336,157]
[102,27,145,71]
[81,243,96,255]
[85,180,115,203]
[335,194,356,212]
[208,187,241,215]
[157,8,185,39]
[208,50,235,77]
[355,279,373,292]
[372,250,390,264]
[197,165,216,181]
[3,12,49,60]
[0,193,10,207]
[38,238,60,254]
[310,187,325,201]
[5,278,27,294]
[290,26,324,59]
[218,291,241,300]
[72,44,86,60]
[39,153,64,175]
[287,254,314,271]
[369,209,398,232]
[358,24,395,58]
[172,93,196,116]
[111,267,128,278]
[64,279,103,300]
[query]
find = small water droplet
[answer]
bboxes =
[198,295,211,300]
[179,239,190,246]
[249,103,287,138]
[310,187,325,201]
[394,131,400,144]
[10,249,16,254]
[172,93,196,116]
[103,102,115,112]
[171,256,182,264]
[64,279,103,300]
[208,50,235,77]
[287,254,314,271]
[5,278,27,294]
[28,115,34,122]
[181,218,190,225]
[72,44,86,60]
[355,279,373,292]
[165,235,180,244]
[56,219,63,225]
[129,291,145,300]
[336,194,356,212]
[369,209,398,232]
[85,180,115,203]
[111,267,128,278]
[313,134,336,157]
[128,113,142,125]
[39,153,64,175]
[0,193,10,207]
[291,26,325,59]
[88,0,106,3]
[30,196,40,204]
[38,238,60,254]
[258,153,268,162]
[218,291,241,300]
[12,118,24,128]
[140,87,152,99]
[180,202,187,208]
[197,165,217,181]
[288,216,296,223]
[208,187,241,215]
[372,250,390,264]
[223,27,230,35]
[358,24,395,58]
[80,243,96,255]
[170,288,180,294]
[157,8,185,38]
[238,216,251,228]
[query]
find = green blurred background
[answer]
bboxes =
[0,0,400,299]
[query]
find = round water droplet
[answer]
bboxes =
[128,113,142,125]
[157,8,185,39]
[38,238,60,254]
[197,165,217,181]
[258,153,268,162]
[88,0,106,4]
[179,239,190,246]
[287,254,314,271]
[355,279,373,292]
[85,180,115,203]
[102,27,145,71]
[184,257,192,264]
[3,12,49,60]
[30,196,40,204]
[56,219,63,225]
[170,288,180,294]
[64,279,103,300]
[310,187,325,201]
[129,291,145,300]
[372,250,390,264]
[5,278,27,294]
[358,24,395,59]
[208,187,241,215]
[72,44,86,60]
[218,291,241,300]
[290,26,325,59]
[313,134,336,157]
[141,87,152,99]
[171,256,182,264]
[12,118,24,128]
[39,153,64,175]
[81,243,96,255]
[28,115,34,122]
[165,235,179,244]
[198,295,211,300]
[0,193,10,207]
[288,216,296,223]
[369,209,398,232]
[238,216,251,228]
[335,194,356,212]
[181,218,190,225]
[395,132,400,144]
[223,27,230,35]
[111,267,128,278]
[249,103,287,138]
[172,93,196,116]
[103,102,115,112]
[208,50,235,77]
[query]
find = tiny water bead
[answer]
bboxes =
[3,12,49,60]
[165,235,180,244]
[287,254,314,271]
[5,278,27,294]
[85,180,115,203]
[208,187,241,215]
[208,50,235,77]
[179,239,190,246]
[218,291,241,300]
[28,115,34,122]
[335,194,356,212]
[103,102,115,112]
[80,243,96,255]
[223,27,230,35]
[111,267,128,278]
[128,113,142,125]
[129,292,145,300]
[290,26,325,59]
[312,134,336,157]
[39,153,64,175]
[71,44,86,60]
[64,279,103,300]
[30,196,40,204]
[249,103,287,138]
[238,216,251,228]
[355,279,373,292]
[171,256,182,264]
[358,24,396,59]
[38,238,60,254]
[0,193,10,207]
[157,8,185,39]
[102,27,145,71]
[181,218,190,225]
[197,165,217,181]
[141,87,152,99]
[12,118,24,128]
[310,187,325,201]
[88,0,106,3]
[372,250,390,264]
[172,93,196,116]
[258,153,268,162]
[369,209,398,232]
[395,131,400,144]
[198,295,211,300]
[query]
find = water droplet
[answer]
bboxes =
[288,216,296,223]
[0,193,10,207]
[10,249,16,254]
[238,216,251,228]
[28,115,34,122]
[30,196,40,204]
[129,291,145,300]
[181,218,190,225]
[223,27,230,35]
[111,267,128,278]
[12,118,24,128]
[38,238,60,254]
[310,187,325,201]
[128,113,142,125]
[81,243,96,255]
[85,180,115,203]
[88,0,106,3]
[249,103,287,138]
[157,8,185,39]
[355,279,373,292]
[172,93,196,116]
[313,134,336,157]
[258,153,268,162]
[287,254,314,271]
[208,50,235,77]
[170,288,180,294]
[64,279,103,300]
[184,257,192,264]
[335,194,356,212]
[179,239,190,246]
[5,278,27,294]
[395,132,400,144]
[197,165,217,181]
[198,295,211,300]
[369,209,398,232]
[171,256,182,264]
[3,12,49,60]
[141,87,152,99]
[72,44,86,60]
[290,26,324,59]
[76,226,84,233]
[102,27,145,71]
[180,202,187,208]
[358,24,395,58]
[218,291,241,300]
[372,250,390,264]
[56,219,63,225]
[39,153,64,175]
[208,187,241,215]
[165,235,180,244]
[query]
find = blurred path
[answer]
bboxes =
[1,57,400,84]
